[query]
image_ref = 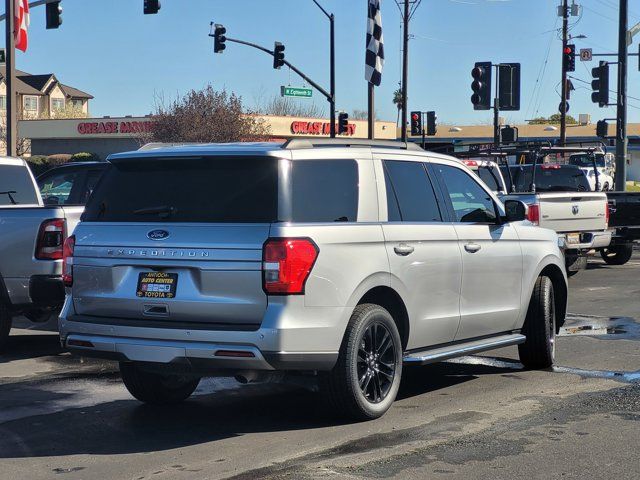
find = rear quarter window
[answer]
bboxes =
[82,156,279,223]
[0,165,39,205]
[290,160,359,222]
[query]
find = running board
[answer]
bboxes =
[403,333,526,366]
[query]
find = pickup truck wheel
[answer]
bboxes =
[600,244,633,266]
[0,302,11,353]
[119,362,200,405]
[518,276,555,370]
[321,304,402,421]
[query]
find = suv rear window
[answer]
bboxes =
[291,160,358,222]
[0,165,39,205]
[82,157,278,223]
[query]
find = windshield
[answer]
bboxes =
[569,154,606,168]
[510,166,591,192]
[82,156,279,223]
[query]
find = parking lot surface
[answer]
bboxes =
[1,253,639,480]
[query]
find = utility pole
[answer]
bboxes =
[400,0,409,141]
[559,0,569,146]
[311,1,335,137]
[615,0,628,191]
[4,0,16,157]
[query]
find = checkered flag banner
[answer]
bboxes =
[365,0,384,86]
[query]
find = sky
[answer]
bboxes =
[10,0,640,126]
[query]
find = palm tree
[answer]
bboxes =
[392,88,403,127]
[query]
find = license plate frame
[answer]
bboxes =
[136,272,178,299]
[566,233,580,245]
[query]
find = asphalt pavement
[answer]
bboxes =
[1,253,639,480]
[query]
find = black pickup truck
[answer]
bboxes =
[603,192,640,265]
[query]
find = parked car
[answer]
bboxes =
[601,192,640,265]
[568,152,615,191]
[499,164,610,275]
[0,159,107,351]
[59,139,568,420]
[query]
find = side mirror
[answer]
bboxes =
[504,199,527,222]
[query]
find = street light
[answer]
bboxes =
[310,0,335,138]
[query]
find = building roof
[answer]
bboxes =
[0,68,93,99]
[60,83,94,99]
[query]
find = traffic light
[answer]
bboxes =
[596,120,609,138]
[471,62,492,110]
[213,24,226,53]
[563,44,576,72]
[501,126,518,143]
[410,111,422,136]
[426,111,437,136]
[498,63,521,111]
[338,112,349,135]
[45,1,62,29]
[273,42,285,69]
[143,0,160,14]
[591,61,609,107]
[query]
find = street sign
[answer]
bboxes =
[559,101,570,114]
[580,48,592,62]
[0,49,5,65]
[281,86,313,98]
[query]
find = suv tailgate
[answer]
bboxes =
[72,223,270,328]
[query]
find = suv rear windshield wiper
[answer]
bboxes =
[132,205,178,219]
[0,191,17,205]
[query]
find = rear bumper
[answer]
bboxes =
[560,230,611,251]
[3,275,64,308]
[58,298,347,372]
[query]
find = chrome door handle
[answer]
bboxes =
[394,244,415,256]
[464,243,481,253]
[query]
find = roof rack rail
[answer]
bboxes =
[282,138,423,151]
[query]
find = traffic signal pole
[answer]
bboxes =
[400,0,409,141]
[311,0,336,138]
[560,0,568,146]
[615,0,628,191]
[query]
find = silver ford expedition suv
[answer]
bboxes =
[59,139,568,420]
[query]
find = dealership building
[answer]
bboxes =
[19,114,397,159]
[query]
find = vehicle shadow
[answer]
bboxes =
[0,333,63,364]
[0,357,522,459]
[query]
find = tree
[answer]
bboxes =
[528,114,578,125]
[144,85,270,144]
[48,103,87,119]
[392,88,403,126]
[254,94,325,118]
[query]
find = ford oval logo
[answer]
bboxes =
[147,229,170,241]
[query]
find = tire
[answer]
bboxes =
[0,302,12,353]
[321,304,403,421]
[600,244,633,266]
[518,276,556,369]
[119,362,200,405]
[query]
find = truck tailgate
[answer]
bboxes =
[538,193,608,233]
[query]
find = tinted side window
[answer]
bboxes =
[476,166,503,192]
[37,169,84,205]
[435,164,497,223]
[291,160,358,222]
[0,165,39,205]
[383,160,442,222]
[78,169,105,205]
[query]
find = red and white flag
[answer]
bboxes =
[15,0,29,52]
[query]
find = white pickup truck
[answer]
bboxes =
[0,157,106,351]
[502,164,610,275]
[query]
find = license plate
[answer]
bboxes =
[136,272,178,299]
[566,233,580,245]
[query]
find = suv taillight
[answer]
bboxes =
[605,203,610,228]
[262,238,318,294]
[35,218,66,260]
[526,204,540,225]
[62,235,75,287]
